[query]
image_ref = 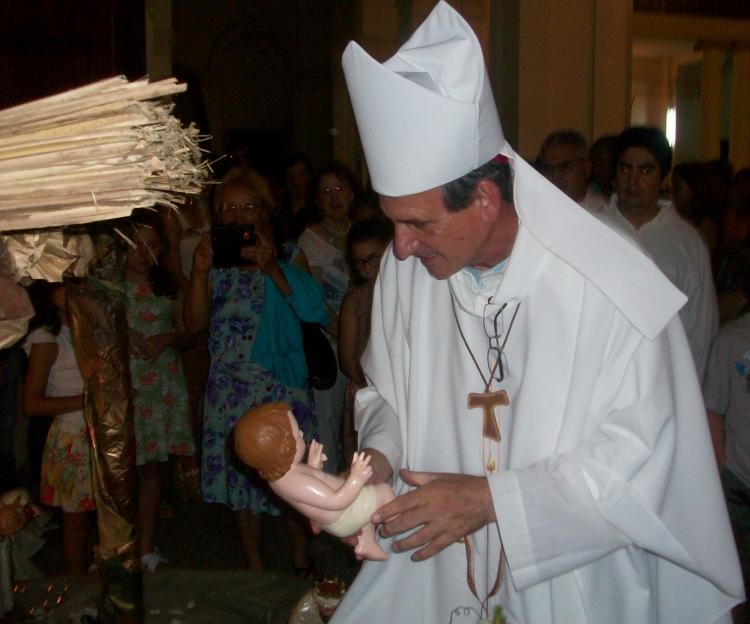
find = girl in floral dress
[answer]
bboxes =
[185,167,329,572]
[125,209,196,572]
[23,281,94,575]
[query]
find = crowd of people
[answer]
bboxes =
[536,127,749,623]
[536,127,750,332]
[0,108,748,616]
[0,116,747,617]
[0,153,393,579]
[0,3,748,622]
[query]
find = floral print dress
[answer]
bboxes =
[201,267,317,513]
[125,282,195,466]
[26,326,95,513]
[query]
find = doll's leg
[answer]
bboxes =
[355,523,389,561]
[373,482,395,507]
[354,483,395,560]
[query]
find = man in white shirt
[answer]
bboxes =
[538,130,606,214]
[599,126,719,380]
[333,3,742,622]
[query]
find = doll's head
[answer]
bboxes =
[234,402,299,481]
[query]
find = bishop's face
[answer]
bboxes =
[380,187,495,280]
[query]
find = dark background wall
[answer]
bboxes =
[0,1,145,108]
[0,1,351,182]
[171,0,339,176]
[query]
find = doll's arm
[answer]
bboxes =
[278,453,373,511]
[307,439,327,470]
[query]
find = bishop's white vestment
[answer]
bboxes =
[330,157,743,624]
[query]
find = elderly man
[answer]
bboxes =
[599,126,718,380]
[335,3,742,623]
[538,130,606,213]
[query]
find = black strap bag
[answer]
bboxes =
[301,322,337,390]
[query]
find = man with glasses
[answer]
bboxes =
[599,126,718,380]
[538,130,606,213]
[332,3,742,623]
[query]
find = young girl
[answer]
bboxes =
[124,208,196,572]
[23,281,94,576]
[338,218,393,463]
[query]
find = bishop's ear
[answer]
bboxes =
[474,178,508,223]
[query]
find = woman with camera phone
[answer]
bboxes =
[184,167,329,574]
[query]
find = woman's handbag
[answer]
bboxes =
[301,322,337,390]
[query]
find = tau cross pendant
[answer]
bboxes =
[468,389,509,443]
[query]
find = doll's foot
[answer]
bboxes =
[355,539,388,561]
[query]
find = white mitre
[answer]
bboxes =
[342,0,502,197]
[342,0,687,339]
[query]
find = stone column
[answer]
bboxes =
[515,0,630,159]
[730,46,750,170]
[592,0,632,141]
[698,42,723,161]
[145,0,172,81]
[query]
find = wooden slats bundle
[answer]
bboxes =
[0,76,209,232]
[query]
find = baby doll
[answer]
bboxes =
[234,401,394,560]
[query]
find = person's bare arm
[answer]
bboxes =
[184,233,212,333]
[338,290,366,386]
[160,207,189,289]
[293,248,311,274]
[134,290,197,361]
[706,409,726,470]
[23,342,83,417]
[169,290,198,348]
[241,230,291,297]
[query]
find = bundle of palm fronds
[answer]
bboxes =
[0,76,209,232]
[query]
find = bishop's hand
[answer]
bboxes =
[373,469,496,562]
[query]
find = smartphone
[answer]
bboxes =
[212,224,256,267]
